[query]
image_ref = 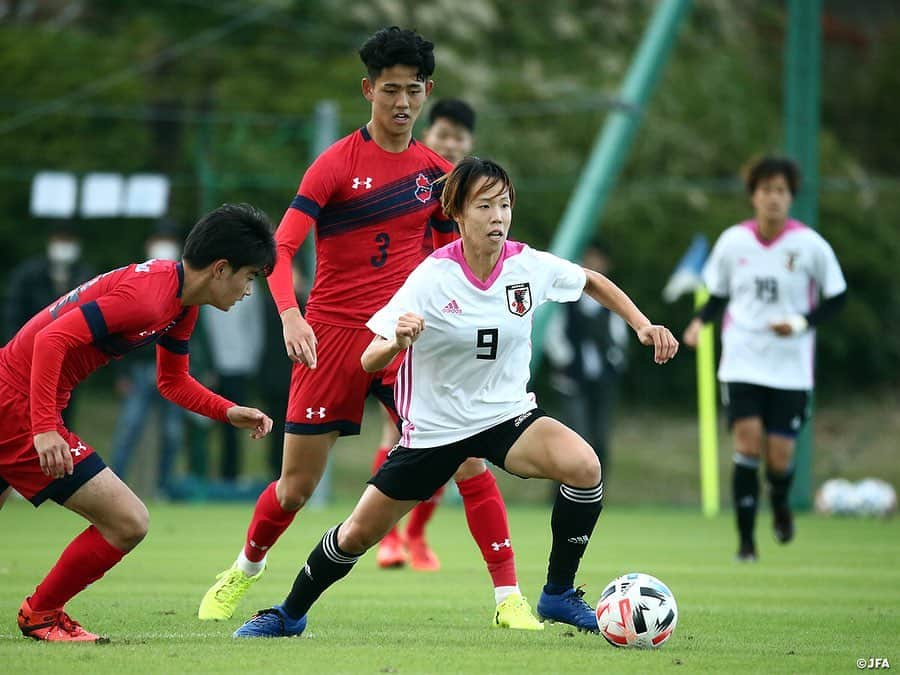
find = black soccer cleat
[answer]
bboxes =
[736,541,758,563]
[773,505,794,544]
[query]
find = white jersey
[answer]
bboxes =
[367,240,586,448]
[703,219,846,390]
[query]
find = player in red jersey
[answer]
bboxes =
[199,27,539,631]
[0,203,276,642]
[372,98,481,571]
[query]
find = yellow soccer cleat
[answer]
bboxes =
[198,565,264,621]
[492,592,544,631]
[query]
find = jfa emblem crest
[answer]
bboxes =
[505,283,532,316]
[414,173,433,203]
[785,250,799,271]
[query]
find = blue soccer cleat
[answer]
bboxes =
[537,586,599,633]
[233,605,307,638]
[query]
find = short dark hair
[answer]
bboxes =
[744,155,801,196]
[359,26,435,82]
[585,238,611,258]
[440,157,515,221]
[151,216,182,240]
[429,98,476,132]
[183,203,276,276]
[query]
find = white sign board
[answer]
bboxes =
[125,174,170,217]
[81,173,125,217]
[30,171,77,218]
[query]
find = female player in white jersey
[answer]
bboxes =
[683,156,847,562]
[232,157,678,638]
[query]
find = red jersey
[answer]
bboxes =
[0,259,234,435]
[267,126,456,328]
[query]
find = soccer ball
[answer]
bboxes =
[595,573,678,649]
[815,478,897,517]
[855,478,896,517]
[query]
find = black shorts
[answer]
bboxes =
[368,408,547,501]
[722,382,810,437]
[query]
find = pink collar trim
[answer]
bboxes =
[433,239,526,290]
[742,218,806,248]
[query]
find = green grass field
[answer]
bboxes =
[1,499,897,673]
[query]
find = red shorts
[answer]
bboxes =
[285,321,403,437]
[0,379,106,506]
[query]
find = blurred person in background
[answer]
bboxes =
[202,267,265,484]
[199,28,528,631]
[371,97,477,571]
[0,204,275,642]
[421,98,476,165]
[4,220,94,426]
[110,219,186,497]
[683,156,847,562]
[258,257,307,477]
[545,240,629,475]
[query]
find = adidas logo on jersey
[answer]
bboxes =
[566,535,590,545]
[442,299,462,314]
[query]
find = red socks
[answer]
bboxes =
[243,481,298,562]
[372,447,403,543]
[457,470,517,588]
[374,445,445,543]
[371,446,390,473]
[30,525,126,611]
[405,485,445,539]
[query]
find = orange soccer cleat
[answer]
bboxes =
[18,597,108,643]
[376,531,407,569]
[406,535,440,572]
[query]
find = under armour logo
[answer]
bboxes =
[567,534,590,545]
[352,176,373,190]
[69,441,87,457]
[248,539,269,552]
[490,539,511,551]
[306,407,326,419]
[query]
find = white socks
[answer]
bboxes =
[495,585,521,605]
[236,550,266,577]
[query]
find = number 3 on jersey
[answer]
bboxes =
[371,232,390,267]
[476,328,499,360]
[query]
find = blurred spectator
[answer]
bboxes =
[258,257,306,477]
[3,220,94,426]
[202,278,265,482]
[422,98,475,165]
[109,219,185,496]
[545,240,629,472]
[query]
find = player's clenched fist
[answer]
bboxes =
[226,406,274,440]
[281,308,318,368]
[33,430,74,479]
[636,324,679,364]
[395,312,425,349]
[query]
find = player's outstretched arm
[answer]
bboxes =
[583,268,678,364]
[361,312,424,373]
[226,406,274,440]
